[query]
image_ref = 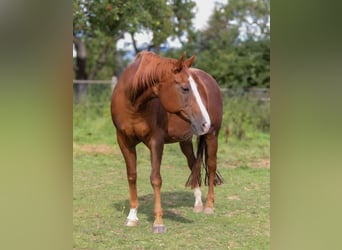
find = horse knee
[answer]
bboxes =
[127,172,137,183]
[150,174,162,187]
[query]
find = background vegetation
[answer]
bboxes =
[73,0,270,100]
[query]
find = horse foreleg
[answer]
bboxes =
[117,133,139,226]
[203,134,218,214]
[179,141,203,213]
[148,138,166,233]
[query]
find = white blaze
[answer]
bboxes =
[188,76,211,128]
[127,208,139,221]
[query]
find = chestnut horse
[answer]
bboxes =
[111,51,223,233]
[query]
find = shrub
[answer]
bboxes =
[222,92,269,140]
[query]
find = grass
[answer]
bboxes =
[73,93,270,249]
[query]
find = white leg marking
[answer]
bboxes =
[127,208,139,221]
[193,187,203,207]
[188,76,211,127]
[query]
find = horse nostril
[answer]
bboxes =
[202,122,210,131]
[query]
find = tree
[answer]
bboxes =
[193,0,270,88]
[73,36,88,102]
[169,0,197,46]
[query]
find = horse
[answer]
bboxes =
[111,51,223,233]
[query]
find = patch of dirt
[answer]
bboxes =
[224,158,270,169]
[250,158,270,168]
[227,194,241,201]
[73,143,117,155]
[244,183,260,191]
[228,240,239,249]
[225,209,246,218]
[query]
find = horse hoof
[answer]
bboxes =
[125,219,139,227]
[203,207,215,214]
[152,224,166,233]
[193,205,204,213]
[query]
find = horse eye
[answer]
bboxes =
[181,86,190,93]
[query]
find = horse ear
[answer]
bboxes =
[184,55,196,68]
[179,52,186,63]
[173,52,187,73]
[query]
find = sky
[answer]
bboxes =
[192,0,217,30]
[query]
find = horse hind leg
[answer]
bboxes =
[179,140,204,213]
[203,133,223,214]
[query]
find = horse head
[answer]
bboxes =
[152,53,211,135]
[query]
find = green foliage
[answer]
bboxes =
[193,0,270,88]
[223,0,270,40]
[73,85,114,145]
[222,92,270,141]
[169,0,197,45]
[162,0,270,89]
[73,0,197,80]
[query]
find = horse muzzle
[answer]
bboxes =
[191,120,211,135]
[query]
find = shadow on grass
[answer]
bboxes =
[113,191,194,224]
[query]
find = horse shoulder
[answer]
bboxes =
[133,100,168,141]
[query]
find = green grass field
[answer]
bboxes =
[73,94,270,249]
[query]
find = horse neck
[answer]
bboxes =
[128,86,157,111]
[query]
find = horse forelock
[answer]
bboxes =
[129,52,177,103]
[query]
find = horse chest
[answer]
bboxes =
[117,114,148,135]
[165,114,193,142]
[132,119,151,139]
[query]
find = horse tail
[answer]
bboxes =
[185,136,224,189]
[185,136,205,188]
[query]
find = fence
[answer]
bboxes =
[73,79,270,102]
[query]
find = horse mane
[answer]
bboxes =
[129,51,177,102]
